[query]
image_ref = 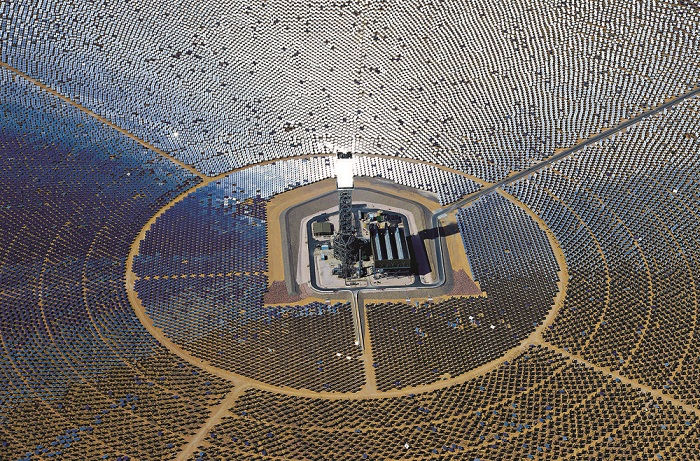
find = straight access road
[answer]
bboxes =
[438,85,700,216]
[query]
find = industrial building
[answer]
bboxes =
[369,222,411,272]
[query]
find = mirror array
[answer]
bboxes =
[1,0,700,459]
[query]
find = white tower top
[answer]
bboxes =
[336,157,355,189]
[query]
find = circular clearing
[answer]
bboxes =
[127,156,567,396]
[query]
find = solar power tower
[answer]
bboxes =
[333,153,360,278]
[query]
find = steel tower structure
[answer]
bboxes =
[333,153,359,278]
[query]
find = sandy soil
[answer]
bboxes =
[265,178,339,285]
[264,177,447,298]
